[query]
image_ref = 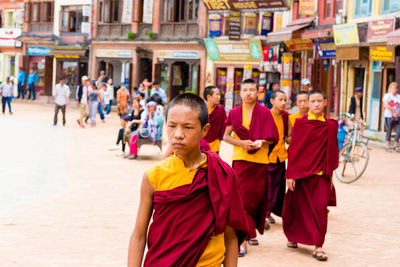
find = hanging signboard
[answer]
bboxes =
[333,24,360,46]
[284,39,313,51]
[370,46,395,62]
[204,38,263,62]
[201,0,287,11]
[299,0,315,15]
[315,39,336,58]
[228,11,241,40]
[367,18,395,43]
[209,14,222,37]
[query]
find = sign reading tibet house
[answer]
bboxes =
[299,0,315,15]
[333,24,360,46]
[201,0,287,10]
[367,18,395,43]
[205,38,263,62]
[228,11,241,40]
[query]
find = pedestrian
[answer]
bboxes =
[301,78,312,92]
[105,79,114,116]
[138,83,149,99]
[116,83,130,116]
[203,85,227,153]
[53,77,70,126]
[383,82,400,152]
[349,87,364,121]
[127,93,248,266]
[150,80,166,104]
[27,68,40,100]
[76,76,90,128]
[17,67,26,99]
[97,83,106,122]
[223,78,279,256]
[261,82,280,109]
[97,70,109,84]
[138,92,146,109]
[288,91,309,128]
[88,81,103,127]
[265,90,290,230]
[0,77,14,115]
[282,89,339,261]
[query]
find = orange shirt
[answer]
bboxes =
[146,154,225,266]
[269,112,288,163]
[289,112,303,127]
[208,106,222,152]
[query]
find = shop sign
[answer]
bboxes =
[333,24,360,46]
[204,39,220,60]
[369,46,395,62]
[209,14,222,37]
[299,0,315,16]
[0,28,22,47]
[158,50,199,59]
[228,11,241,40]
[284,39,313,51]
[201,0,287,11]
[27,46,52,56]
[336,47,359,60]
[205,38,263,62]
[54,55,80,59]
[315,39,336,58]
[367,18,395,43]
[96,49,132,58]
[281,52,293,80]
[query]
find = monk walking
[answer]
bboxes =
[224,79,278,256]
[282,89,339,261]
[128,93,248,266]
[203,85,227,153]
[265,90,290,228]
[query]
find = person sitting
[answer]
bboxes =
[125,101,164,159]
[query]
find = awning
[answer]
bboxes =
[388,28,400,45]
[267,17,315,43]
[301,27,333,39]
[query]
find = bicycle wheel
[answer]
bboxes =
[335,142,369,183]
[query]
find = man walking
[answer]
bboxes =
[53,77,70,126]
[27,68,40,100]
[76,76,89,128]
[0,77,14,114]
[17,67,26,99]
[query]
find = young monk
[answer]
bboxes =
[289,90,309,128]
[128,93,249,266]
[224,79,279,256]
[203,85,227,153]
[282,89,339,261]
[265,90,289,228]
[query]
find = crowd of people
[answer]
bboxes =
[127,80,339,266]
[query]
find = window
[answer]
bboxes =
[383,0,400,13]
[99,0,121,23]
[354,0,372,17]
[325,0,333,18]
[164,0,198,22]
[5,10,14,28]
[32,3,40,22]
[24,3,31,22]
[41,2,53,22]
[60,6,89,33]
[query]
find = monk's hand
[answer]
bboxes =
[242,140,255,150]
[253,140,263,149]
[287,179,296,191]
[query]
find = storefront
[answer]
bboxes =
[26,46,54,96]
[0,28,22,84]
[205,38,265,109]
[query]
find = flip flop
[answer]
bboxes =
[313,250,328,261]
[287,242,298,249]
[238,245,246,257]
[247,238,259,246]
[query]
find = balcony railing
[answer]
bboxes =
[159,22,199,39]
[97,23,131,39]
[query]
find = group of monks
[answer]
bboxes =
[128,79,339,266]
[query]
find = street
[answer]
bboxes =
[0,102,399,266]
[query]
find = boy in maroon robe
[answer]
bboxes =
[203,85,227,153]
[224,79,279,256]
[266,90,289,228]
[128,93,248,266]
[282,89,339,261]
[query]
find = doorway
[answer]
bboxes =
[139,58,152,84]
[170,62,189,100]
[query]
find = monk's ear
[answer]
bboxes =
[323,98,328,107]
[200,123,210,138]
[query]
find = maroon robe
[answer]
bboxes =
[282,115,339,247]
[144,152,249,266]
[204,104,227,145]
[226,103,279,238]
[200,138,211,152]
[267,111,289,217]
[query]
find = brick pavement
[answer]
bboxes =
[0,102,399,266]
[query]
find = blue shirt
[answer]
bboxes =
[27,72,40,84]
[17,70,26,84]
[150,88,167,104]
[261,90,273,109]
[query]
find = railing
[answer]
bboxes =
[97,23,131,39]
[159,22,199,39]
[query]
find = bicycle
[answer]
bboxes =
[335,113,370,184]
